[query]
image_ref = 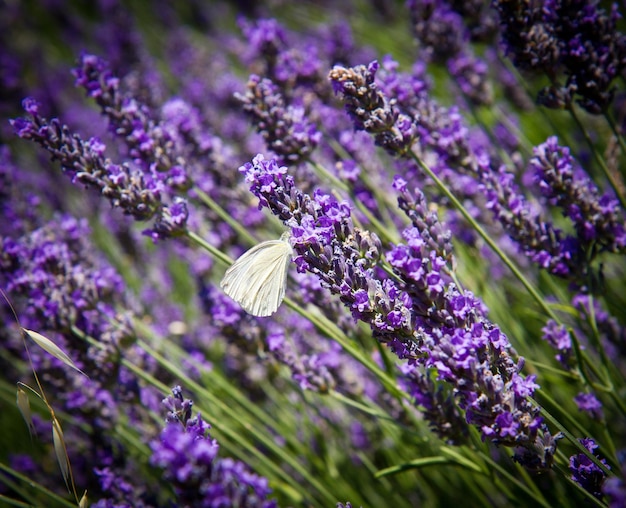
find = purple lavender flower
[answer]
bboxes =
[0,141,175,504]
[236,74,321,165]
[448,0,499,42]
[407,1,494,105]
[313,21,376,68]
[409,0,498,49]
[239,155,417,357]
[469,134,626,285]
[388,228,546,451]
[92,467,154,508]
[73,54,181,175]
[574,392,604,421]
[393,176,454,266]
[531,136,626,255]
[541,319,574,368]
[238,17,331,92]
[11,98,188,240]
[447,51,493,106]
[512,427,563,473]
[365,56,500,195]
[491,0,559,73]
[333,59,587,282]
[267,325,337,393]
[240,153,556,468]
[151,387,277,507]
[238,17,289,71]
[0,145,44,238]
[399,363,468,443]
[545,0,626,113]
[481,164,580,279]
[569,438,609,499]
[493,0,626,113]
[163,385,194,424]
[604,450,626,508]
[329,61,418,156]
[408,1,465,60]
[0,213,134,376]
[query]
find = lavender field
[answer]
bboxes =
[1,1,625,506]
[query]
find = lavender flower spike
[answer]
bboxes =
[531,136,626,255]
[329,61,418,156]
[569,438,610,500]
[237,74,321,165]
[493,0,626,113]
[73,53,184,176]
[11,98,188,239]
[151,387,277,507]
[240,154,559,470]
[240,153,418,360]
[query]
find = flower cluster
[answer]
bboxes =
[393,176,454,266]
[530,136,626,257]
[574,393,603,421]
[237,74,321,165]
[11,98,188,239]
[541,319,573,368]
[329,58,492,208]
[240,154,557,467]
[492,0,626,113]
[240,155,415,349]
[0,145,165,505]
[407,0,495,105]
[0,211,133,377]
[569,438,610,499]
[481,165,576,277]
[73,53,183,176]
[3,1,626,506]
[150,387,277,508]
[332,60,626,286]
[329,61,418,156]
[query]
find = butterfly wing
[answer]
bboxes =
[220,239,293,317]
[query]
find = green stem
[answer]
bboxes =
[329,390,398,421]
[0,461,77,507]
[193,187,259,245]
[479,455,552,508]
[186,230,233,266]
[567,105,626,209]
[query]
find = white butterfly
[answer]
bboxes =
[220,232,293,317]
